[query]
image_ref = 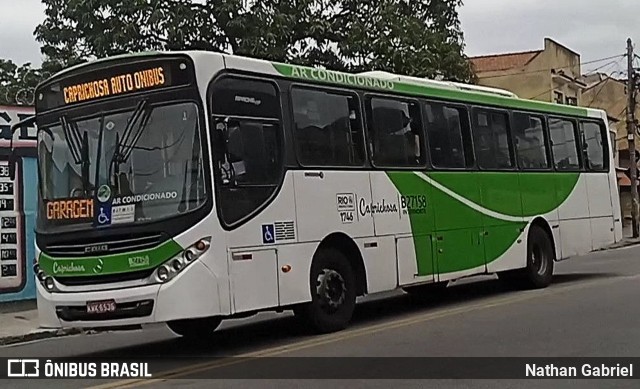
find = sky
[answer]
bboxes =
[0,0,638,77]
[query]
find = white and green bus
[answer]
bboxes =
[8,51,622,335]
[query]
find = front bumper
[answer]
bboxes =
[37,260,223,329]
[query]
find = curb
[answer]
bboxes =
[599,239,640,251]
[0,328,84,346]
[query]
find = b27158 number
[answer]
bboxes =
[400,195,427,209]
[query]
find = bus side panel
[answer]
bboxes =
[557,174,592,258]
[428,172,486,282]
[356,235,398,293]
[477,172,526,273]
[293,171,374,242]
[585,172,615,250]
[277,242,317,306]
[376,171,434,287]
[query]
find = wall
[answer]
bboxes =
[473,53,551,101]
[0,105,37,302]
[474,38,583,104]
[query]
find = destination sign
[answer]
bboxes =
[63,66,166,104]
[37,57,195,111]
[46,198,94,221]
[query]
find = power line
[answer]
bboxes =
[584,59,621,75]
[586,60,625,107]
[476,53,625,80]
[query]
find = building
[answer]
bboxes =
[582,75,639,221]
[0,104,37,302]
[469,38,587,105]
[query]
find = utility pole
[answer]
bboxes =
[627,38,639,238]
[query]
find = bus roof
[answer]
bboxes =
[46,50,607,121]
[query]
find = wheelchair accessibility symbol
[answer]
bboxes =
[96,205,112,226]
[262,224,275,244]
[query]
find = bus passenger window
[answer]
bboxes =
[367,97,425,167]
[512,113,550,169]
[580,121,607,171]
[549,118,580,171]
[424,102,473,169]
[472,109,514,170]
[292,87,365,167]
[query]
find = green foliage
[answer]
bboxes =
[1,0,474,102]
[0,60,41,105]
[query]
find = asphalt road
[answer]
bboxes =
[2,244,640,388]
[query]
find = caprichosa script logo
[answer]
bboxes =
[358,198,399,217]
[53,262,86,274]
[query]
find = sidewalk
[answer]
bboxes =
[0,300,81,346]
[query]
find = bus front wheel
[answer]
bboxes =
[295,248,357,333]
[167,316,222,338]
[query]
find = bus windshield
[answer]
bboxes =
[37,101,206,229]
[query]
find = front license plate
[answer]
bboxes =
[86,300,116,314]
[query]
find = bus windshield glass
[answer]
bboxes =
[37,101,206,229]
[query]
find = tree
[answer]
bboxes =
[337,0,474,81]
[0,60,41,106]
[34,0,473,81]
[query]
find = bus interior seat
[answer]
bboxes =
[372,106,408,164]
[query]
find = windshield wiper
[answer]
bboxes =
[60,115,92,195]
[109,100,151,188]
[60,116,82,164]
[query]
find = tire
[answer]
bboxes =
[499,225,554,289]
[295,248,357,333]
[167,316,222,338]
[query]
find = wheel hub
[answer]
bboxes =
[533,245,548,276]
[316,269,346,310]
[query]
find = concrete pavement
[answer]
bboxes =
[0,235,639,346]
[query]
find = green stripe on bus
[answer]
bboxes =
[386,172,580,275]
[38,239,183,277]
[271,63,591,117]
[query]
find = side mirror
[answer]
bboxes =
[7,115,36,182]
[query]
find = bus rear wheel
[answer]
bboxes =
[167,317,222,338]
[295,248,356,334]
[499,225,554,289]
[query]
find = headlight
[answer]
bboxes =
[44,277,55,291]
[153,237,211,283]
[157,265,170,282]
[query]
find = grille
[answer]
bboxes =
[45,233,165,257]
[275,221,295,241]
[55,269,155,286]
